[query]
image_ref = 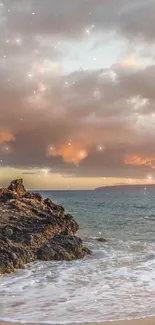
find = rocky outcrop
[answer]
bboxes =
[95,237,107,242]
[0,179,91,275]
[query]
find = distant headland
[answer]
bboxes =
[95,184,155,191]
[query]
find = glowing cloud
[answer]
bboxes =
[46,143,88,164]
[124,155,155,168]
[121,55,137,68]
[0,131,15,144]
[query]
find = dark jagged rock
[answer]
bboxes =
[7,179,26,195]
[0,179,91,275]
[95,237,107,242]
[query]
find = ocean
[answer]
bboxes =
[1,186,155,323]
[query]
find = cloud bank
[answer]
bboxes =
[0,0,155,184]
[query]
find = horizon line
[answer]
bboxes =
[29,183,155,191]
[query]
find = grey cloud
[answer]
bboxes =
[2,0,155,42]
[1,64,155,178]
[1,0,155,180]
[22,172,39,175]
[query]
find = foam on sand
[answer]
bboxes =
[1,317,155,325]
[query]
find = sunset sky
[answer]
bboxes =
[0,0,155,190]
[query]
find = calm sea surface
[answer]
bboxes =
[1,187,155,323]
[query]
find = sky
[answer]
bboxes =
[0,0,155,190]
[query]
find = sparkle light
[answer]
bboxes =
[100,70,118,83]
[42,168,49,175]
[3,145,12,154]
[28,73,33,79]
[85,23,95,36]
[93,89,101,100]
[85,28,90,36]
[46,145,54,155]
[97,145,105,152]
[78,149,87,160]
[15,38,22,45]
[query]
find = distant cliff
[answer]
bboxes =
[95,184,155,191]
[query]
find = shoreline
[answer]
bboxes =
[1,318,155,325]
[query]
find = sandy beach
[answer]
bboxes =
[0,318,155,325]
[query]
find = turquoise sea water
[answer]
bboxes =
[41,187,155,241]
[1,186,155,323]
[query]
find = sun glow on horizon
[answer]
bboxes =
[0,166,155,190]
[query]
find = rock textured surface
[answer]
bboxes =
[0,179,91,275]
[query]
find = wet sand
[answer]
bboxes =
[0,318,155,325]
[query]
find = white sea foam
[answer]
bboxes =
[1,239,155,323]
